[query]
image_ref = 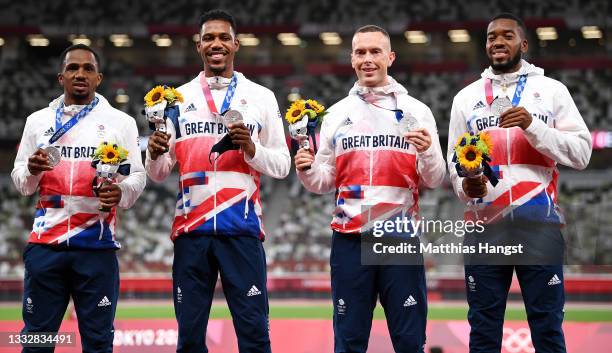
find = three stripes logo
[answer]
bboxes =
[43,127,55,137]
[247,285,262,297]
[472,100,486,110]
[403,295,417,307]
[97,296,112,307]
[548,274,561,286]
[184,103,197,113]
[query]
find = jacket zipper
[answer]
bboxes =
[67,158,74,246]
[213,158,217,234]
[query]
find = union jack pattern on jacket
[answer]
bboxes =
[448,60,592,223]
[12,94,146,249]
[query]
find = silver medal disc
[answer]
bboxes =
[44,146,61,167]
[398,114,420,135]
[491,96,513,116]
[222,110,243,127]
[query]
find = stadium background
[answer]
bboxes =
[0,0,610,352]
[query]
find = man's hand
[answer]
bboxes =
[499,106,532,130]
[228,122,256,158]
[98,183,122,210]
[404,128,432,153]
[148,131,171,160]
[462,175,488,199]
[295,148,314,172]
[28,149,54,175]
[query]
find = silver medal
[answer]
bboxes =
[222,109,243,127]
[491,96,513,116]
[398,113,419,135]
[44,146,61,167]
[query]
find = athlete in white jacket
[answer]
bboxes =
[146,10,289,353]
[296,25,445,353]
[447,14,591,353]
[12,44,145,353]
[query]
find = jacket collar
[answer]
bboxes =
[481,59,544,83]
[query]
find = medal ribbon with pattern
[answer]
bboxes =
[48,96,100,146]
[200,73,238,115]
[484,74,528,108]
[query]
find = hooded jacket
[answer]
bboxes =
[448,60,592,223]
[298,76,446,234]
[146,72,290,240]
[12,93,146,249]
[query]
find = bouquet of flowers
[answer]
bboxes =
[284,99,327,152]
[143,85,184,133]
[91,141,131,212]
[452,132,498,186]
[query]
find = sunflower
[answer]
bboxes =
[305,99,324,114]
[285,99,306,124]
[457,144,483,171]
[164,87,184,105]
[144,85,166,107]
[95,142,129,165]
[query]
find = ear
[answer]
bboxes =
[95,72,103,87]
[388,51,396,67]
[57,72,64,86]
[234,37,240,52]
[520,38,528,54]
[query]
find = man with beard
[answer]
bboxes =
[146,9,290,353]
[296,25,446,352]
[448,13,591,353]
[12,44,145,352]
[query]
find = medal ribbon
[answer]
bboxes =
[49,96,99,145]
[200,73,238,115]
[484,74,528,107]
[358,96,404,122]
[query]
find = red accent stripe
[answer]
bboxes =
[175,137,251,174]
[28,212,99,243]
[485,129,509,166]
[336,150,418,188]
[331,202,408,234]
[510,181,541,201]
[508,129,555,167]
[39,161,96,197]
[171,187,245,237]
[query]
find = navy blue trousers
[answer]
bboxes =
[173,234,271,353]
[464,221,566,353]
[331,232,427,353]
[21,244,119,353]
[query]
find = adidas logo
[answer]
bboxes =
[246,285,262,297]
[548,274,561,286]
[184,103,197,113]
[345,117,353,125]
[403,295,417,307]
[97,296,112,307]
[43,127,55,136]
[472,101,486,110]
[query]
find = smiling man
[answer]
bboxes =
[448,13,592,353]
[295,25,445,353]
[12,44,145,353]
[145,9,289,353]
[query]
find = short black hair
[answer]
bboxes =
[59,44,101,70]
[491,13,527,38]
[198,9,237,36]
[354,25,390,39]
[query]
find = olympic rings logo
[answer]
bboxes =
[502,327,534,353]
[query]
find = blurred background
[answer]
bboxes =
[0,1,610,352]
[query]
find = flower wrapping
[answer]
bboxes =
[284,99,327,153]
[143,85,184,132]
